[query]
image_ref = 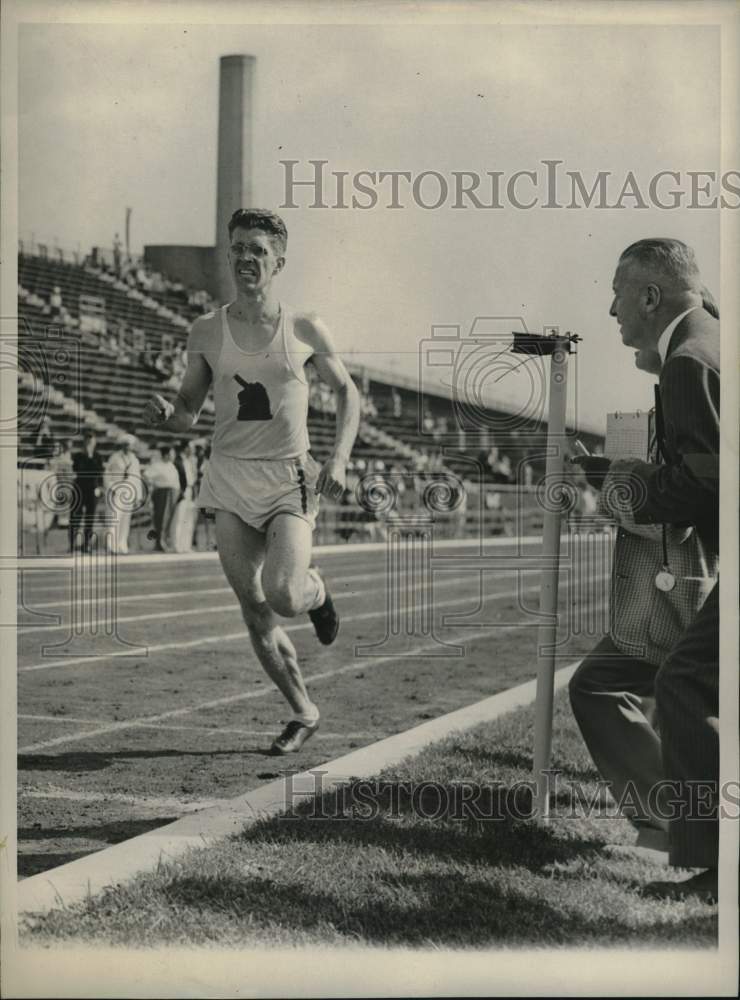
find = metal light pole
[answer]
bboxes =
[512,330,581,822]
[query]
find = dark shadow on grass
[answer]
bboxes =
[18,850,96,879]
[17,816,179,877]
[238,783,605,870]
[441,743,601,785]
[161,870,717,947]
[18,816,178,845]
[18,748,267,773]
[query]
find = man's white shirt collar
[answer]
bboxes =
[657,305,700,365]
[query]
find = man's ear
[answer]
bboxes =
[643,283,661,314]
[274,255,286,275]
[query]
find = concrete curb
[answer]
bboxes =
[17,659,581,915]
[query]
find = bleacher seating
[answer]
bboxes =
[17,251,423,470]
[17,247,606,553]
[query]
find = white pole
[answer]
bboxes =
[533,338,571,821]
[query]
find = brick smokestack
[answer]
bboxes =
[215,54,255,304]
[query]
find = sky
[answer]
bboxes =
[18,20,723,433]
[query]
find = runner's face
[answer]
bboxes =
[228,227,284,293]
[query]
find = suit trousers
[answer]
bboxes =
[655,580,719,868]
[151,487,177,547]
[569,636,665,830]
[69,490,98,551]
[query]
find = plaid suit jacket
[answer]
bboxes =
[599,400,718,666]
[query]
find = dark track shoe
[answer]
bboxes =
[269,719,319,755]
[308,571,340,645]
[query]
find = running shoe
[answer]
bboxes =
[270,719,319,755]
[308,568,340,645]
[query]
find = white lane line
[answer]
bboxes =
[20,565,393,606]
[16,655,582,915]
[18,591,607,754]
[21,585,231,611]
[18,573,556,672]
[17,567,542,635]
[18,623,515,752]
[15,542,549,603]
[20,563,471,611]
[19,721,376,742]
[111,722,379,740]
[14,534,544,572]
[20,630,253,673]
[18,714,111,726]
[17,569,227,598]
[18,600,242,634]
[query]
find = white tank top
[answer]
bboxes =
[210,304,313,460]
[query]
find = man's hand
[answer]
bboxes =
[144,393,175,426]
[571,455,612,490]
[316,454,347,501]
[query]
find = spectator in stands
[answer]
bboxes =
[154,352,172,379]
[392,388,403,419]
[519,458,535,487]
[104,433,143,554]
[70,429,104,552]
[144,445,179,551]
[50,286,63,320]
[485,445,513,484]
[337,487,356,542]
[113,234,122,275]
[360,392,378,419]
[34,416,55,461]
[453,480,468,535]
[170,343,187,383]
[170,440,197,552]
[49,437,75,529]
[190,439,208,548]
[196,443,216,550]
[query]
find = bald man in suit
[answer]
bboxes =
[575,239,720,903]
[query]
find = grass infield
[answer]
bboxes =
[20,691,718,949]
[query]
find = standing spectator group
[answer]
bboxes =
[70,429,104,553]
[104,433,144,554]
[143,445,180,551]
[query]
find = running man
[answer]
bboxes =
[144,209,360,753]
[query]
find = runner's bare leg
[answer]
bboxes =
[214,510,315,716]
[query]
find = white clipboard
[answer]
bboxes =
[604,410,652,460]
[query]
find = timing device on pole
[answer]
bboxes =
[512,329,582,822]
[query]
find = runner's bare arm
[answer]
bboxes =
[296,313,360,498]
[144,319,213,432]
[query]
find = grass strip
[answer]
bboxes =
[21,691,717,949]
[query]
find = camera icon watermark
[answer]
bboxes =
[417,317,581,449]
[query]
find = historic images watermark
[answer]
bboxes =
[280,159,740,211]
[281,769,740,824]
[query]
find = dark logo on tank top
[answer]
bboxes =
[233,374,272,421]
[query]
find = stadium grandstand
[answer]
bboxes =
[17,240,606,556]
